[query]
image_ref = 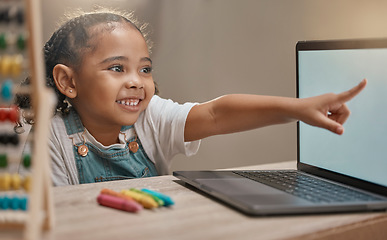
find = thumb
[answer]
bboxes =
[320,117,344,135]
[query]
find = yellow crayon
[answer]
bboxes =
[100,188,138,203]
[130,188,165,206]
[121,189,158,209]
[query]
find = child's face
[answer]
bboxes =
[72,23,155,130]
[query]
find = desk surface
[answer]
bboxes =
[5,161,387,240]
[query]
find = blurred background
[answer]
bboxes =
[41,0,387,172]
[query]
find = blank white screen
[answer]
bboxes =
[298,48,387,187]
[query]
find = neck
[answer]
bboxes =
[83,123,122,146]
[72,108,124,146]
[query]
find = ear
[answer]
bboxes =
[52,64,77,98]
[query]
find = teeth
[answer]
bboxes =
[117,99,140,106]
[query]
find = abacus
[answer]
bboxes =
[0,1,55,240]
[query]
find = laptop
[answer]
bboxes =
[173,38,387,216]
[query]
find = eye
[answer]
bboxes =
[108,64,124,72]
[140,66,152,74]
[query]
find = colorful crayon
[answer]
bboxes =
[100,188,136,202]
[97,193,142,213]
[141,188,175,206]
[130,188,165,206]
[120,189,158,209]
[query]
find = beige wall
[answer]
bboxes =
[41,0,387,172]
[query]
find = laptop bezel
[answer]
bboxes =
[296,38,387,197]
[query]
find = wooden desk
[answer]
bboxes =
[3,161,387,240]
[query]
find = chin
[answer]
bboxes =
[119,116,140,126]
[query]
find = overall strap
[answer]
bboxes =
[63,108,84,135]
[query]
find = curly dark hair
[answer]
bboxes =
[15,8,157,120]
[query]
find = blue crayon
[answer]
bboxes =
[141,188,174,206]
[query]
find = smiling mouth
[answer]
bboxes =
[116,99,141,106]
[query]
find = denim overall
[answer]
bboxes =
[63,108,158,184]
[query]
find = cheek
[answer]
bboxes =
[84,83,117,104]
[145,80,156,96]
[141,82,155,107]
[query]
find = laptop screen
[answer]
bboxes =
[297,39,387,188]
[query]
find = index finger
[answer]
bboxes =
[338,78,367,102]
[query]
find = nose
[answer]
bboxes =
[125,72,143,89]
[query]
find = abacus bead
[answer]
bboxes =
[10,196,20,210]
[16,8,24,25]
[0,154,7,167]
[0,135,6,144]
[0,173,11,190]
[11,173,21,189]
[0,8,9,23]
[23,154,31,168]
[0,56,11,75]
[0,109,7,121]
[8,106,19,122]
[1,79,13,101]
[19,196,27,210]
[10,134,18,145]
[9,134,19,145]
[23,175,30,191]
[16,34,26,50]
[11,54,22,76]
[0,196,10,209]
[0,33,6,49]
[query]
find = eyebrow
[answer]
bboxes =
[99,56,152,65]
[141,57,152,65]
[99,56,128,65]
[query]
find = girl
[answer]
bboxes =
[17,9,366,186]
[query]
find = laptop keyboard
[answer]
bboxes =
[233,170,382,203]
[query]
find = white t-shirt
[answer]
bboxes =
[49,95,201,186]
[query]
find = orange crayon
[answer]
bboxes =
[101,188,135,202]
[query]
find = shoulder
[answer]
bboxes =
[49,112,75,147]
[49,112,79,185]
[147,95,174,110]
[50,113,67,136]
[145,95,198,119]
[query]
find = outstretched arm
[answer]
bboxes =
[184,79,367,142]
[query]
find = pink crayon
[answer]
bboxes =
[97,193,143,213]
